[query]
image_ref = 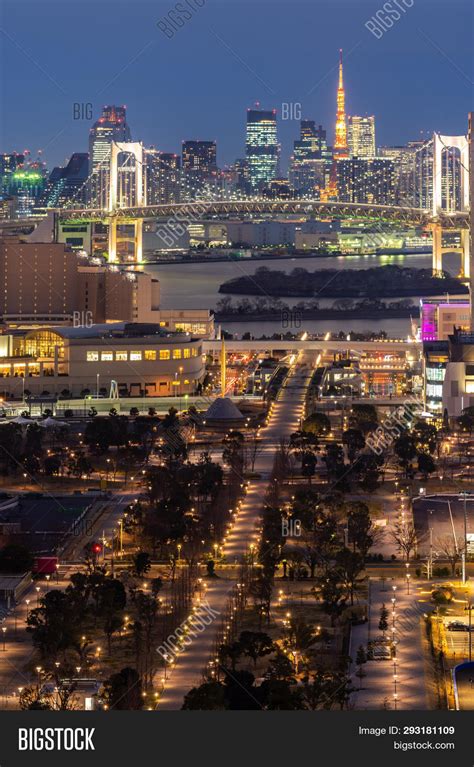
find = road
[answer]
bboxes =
[156,356,313,709]
[454,662,474,709]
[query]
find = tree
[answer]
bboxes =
[346,502,373,558]
[389,519,420,561]
[457,414,474,434]
[417,452,436,480]
[218,641,243,671]
[323,443,348,490]
[103,667,143,710]
[394,434,417,477]
[289,430,319,471]
[301,450,317,485]
[412,421,438,454]
[335,548,365,605]
[342,428,365,463]
[353,453,383,492]
[355,645,367,689]
[132,551,152,577]
[150,577,163,597]
[238,631,274,669]
[182,681,227,710]
[436,535,461,576]
[303,412,331,437]
[300,669,336,710]
[27,590,80,658]
[222,431,245,474]
[246,428,263,472]
[316,571,347,625]
[378,604,389,637]
[284,618,319,671]
[103,613,123,655]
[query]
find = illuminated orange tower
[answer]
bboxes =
[323,49,348,200]
[334,49,348,159]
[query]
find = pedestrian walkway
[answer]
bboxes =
[157,360,313,709]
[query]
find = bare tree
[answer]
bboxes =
[245,428,263,473]
[389,519,423,562]
[436,535,461,576]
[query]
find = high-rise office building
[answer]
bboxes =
[337,158,395,204]
[181,140,217,199]
[146,149,181,205]
[42,153,89,208]
[413,139,434,210]
[228,158,251,195]
[289,120,331,195]
[0,153,25,195]
[347,115,376,158]
[88,105,131,206]
[245,107,279,191]
[378,145,417,205]
[7,162,46,217]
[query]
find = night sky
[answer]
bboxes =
[1,0,472,171]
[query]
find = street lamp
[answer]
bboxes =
[25,599,30,619]
[460,492,469,585]
[466,600,472,663]
[2,625,6,651]
[405,563,411,594]
[35,586,41,606]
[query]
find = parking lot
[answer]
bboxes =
[412,494,474,558]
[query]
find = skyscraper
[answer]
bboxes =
[347,115,376,158]
[181,140,217,199]
[88,105,131,206]
[146,149,181,204]
[379,144,418,205]
[42,153,89,208]
[289,120,331,195]
[0,153,25,195]
[336,158,395,204]
[245,107,279,192]
[7,163,47,217]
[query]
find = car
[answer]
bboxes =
[372,646,392,660]
[447,621,469,632]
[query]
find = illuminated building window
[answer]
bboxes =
[159,350,170,360]
[172,349,182,359]
[87,351,99,362]
[130,351,142,361]
[191,348,198,357]
[183,349,191,358]
[426,384,443,398]
[145,350,156,361]
[101,352,113,361]
[116,351,128,361]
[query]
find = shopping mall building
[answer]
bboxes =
[0,323,205,399]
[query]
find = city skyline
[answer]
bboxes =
[1,0,472,170]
